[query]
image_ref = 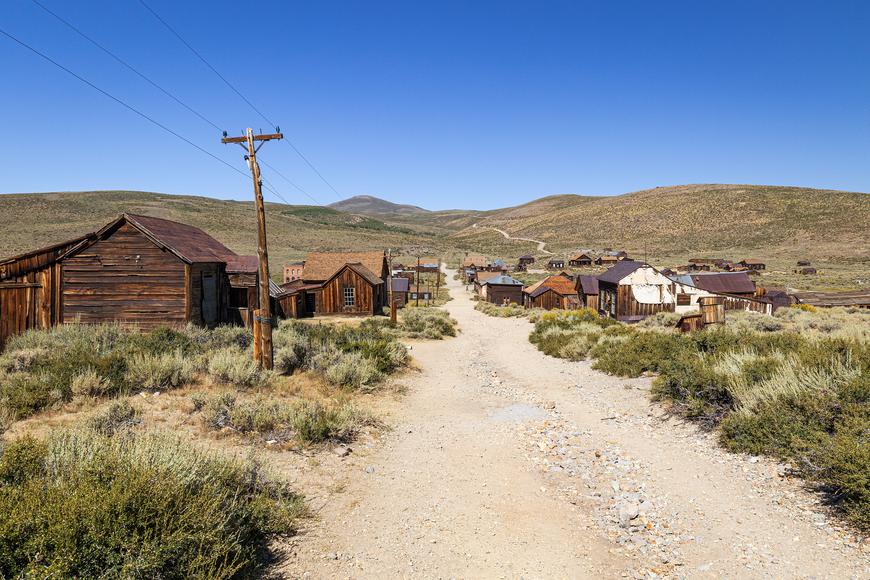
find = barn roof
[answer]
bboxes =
[301,250,385,282]
[125,214,239,263]
[525,275,576,296]
[569,252,592,260]
[324,262,383,286]
[577,275,599,295]
[688,272,756,294]
[391,277,410,292]
[597,260,646,284]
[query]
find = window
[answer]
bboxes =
[343,287,355,307]
[677,293,691,306]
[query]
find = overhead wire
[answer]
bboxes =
[137,0,345,202]
[22,0,316,207]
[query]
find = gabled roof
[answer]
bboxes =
[463,255,487,267]
[62,214,242,266]
[518,254,535,260]
[391,277,410,292]
[301,251,385,282]
[324,262,383,286]
[474,271,501,284]
[525,275,576,296]
[569,252,592,261]
[597,260,647,284]
[481,275,523,286]
[577,275,599,295]
[688,272,756,294]
[740,258,765,264]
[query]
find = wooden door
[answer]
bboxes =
[201,273,218,326]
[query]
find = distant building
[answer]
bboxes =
[523,275,579,310]
[738,259,766,271]
[568,253,593,267]
[547,258,565,270]
[477,274,524,305]
[283,261,304,283]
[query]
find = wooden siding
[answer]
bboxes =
[526,288,573,310]
[317,267,377,315]
[599,282,674,320]
[486,285,523,305]
[62,223,188,329]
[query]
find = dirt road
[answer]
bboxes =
[283,272,869,579]
[474,224,553,255]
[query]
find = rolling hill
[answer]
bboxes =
[2,185,867,288]
[328,195,429,215]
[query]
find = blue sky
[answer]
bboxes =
[1,0,868,210]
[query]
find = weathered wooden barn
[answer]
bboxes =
[576,275,599,310]
[547,258,565,270]
[462,255,487,269]
[523,275,579,310]
[409,285,433,302]
[792,290,870,309]
[0,214,263,347]
[478,274,524,305]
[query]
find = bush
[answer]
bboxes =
[207,349,270,389]
[126,350,195,391]
[0,429,304,578]
[397,308,457,339]
[87,400,141,436]
[198,394,372,443]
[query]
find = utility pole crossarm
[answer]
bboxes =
[221,133,283,144]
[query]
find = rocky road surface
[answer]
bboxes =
[281,270,869,579]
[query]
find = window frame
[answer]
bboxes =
[343,286,356,307]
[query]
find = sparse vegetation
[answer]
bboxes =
[196,393,374,444]
[0,429,304,578]
[529,306,870,530]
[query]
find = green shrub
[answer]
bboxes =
[126,350,195,390]
[0,430,304,578]
[397,308,457,339]
[207,349,270,389]
[198,394,372,443]
[87,400,141,436]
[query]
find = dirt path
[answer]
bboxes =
[473,223,553,255]
[282,272,869,579]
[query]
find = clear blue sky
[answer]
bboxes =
[1,0,868,210]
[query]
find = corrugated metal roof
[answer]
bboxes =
[597,260,646,284]
[481,275,523,286]
[525,275,576,296]
[225,255,258,274]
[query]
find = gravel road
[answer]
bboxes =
[282,270,869,579]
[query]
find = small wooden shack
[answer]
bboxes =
[547,258,565,270]
[478,274,524,305]
[524,275,579,310]
[568,253,593,267]
[391,277,410,308]
[576,275,600,311]
[462,255,487,270]
[739,259,766,271]
[518,255,535,267]
[296,251,389,316]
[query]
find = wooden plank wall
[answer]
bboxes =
[486,285,523,305]
[62,223,187,329]
[317,268,375,315]
[615,285,675,318]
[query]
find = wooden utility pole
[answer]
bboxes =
[415,256,421,307]
[387,249,396,323]
[222,128,283,369]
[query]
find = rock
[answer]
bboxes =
[544,401,556,410]
[611,480,621,492]
[265,439,278,445]
[365,465,375,474]
[618,503,640,527]
[334,446,351,457]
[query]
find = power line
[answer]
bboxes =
[137,0,345,201]
[20,3,314,208]
[0,26,254,183]
[29,0,224,133]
